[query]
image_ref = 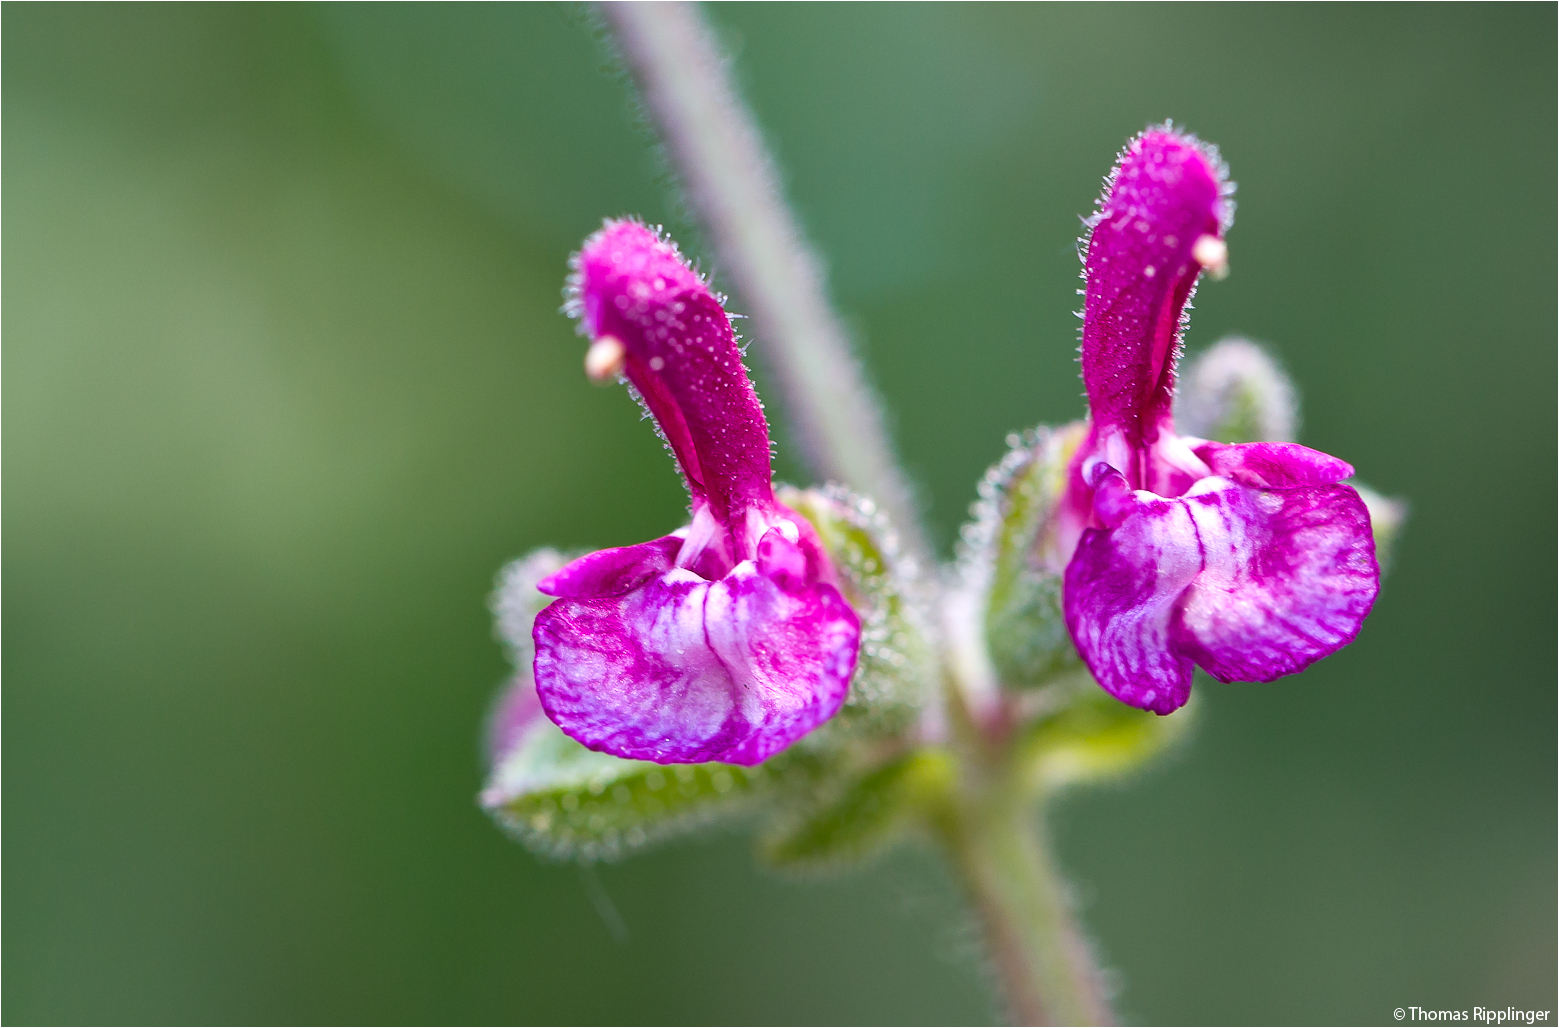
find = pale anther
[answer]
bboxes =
[1192,234,1229,280]
[584,335,627,382]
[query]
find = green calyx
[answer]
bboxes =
[779,484,933,740]
[963,424,1086,691]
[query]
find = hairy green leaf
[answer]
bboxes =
[483,718,827,862]
[760,749,954,869]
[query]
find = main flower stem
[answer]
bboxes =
[935,782,1114,1026]
[934,664,1114,1026]
[600,1,929,562]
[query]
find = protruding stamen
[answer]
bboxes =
[584,335,627,382]
[1192,235,1229,280]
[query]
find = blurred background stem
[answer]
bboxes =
[602,3,1110,1022]
[600,0,929,563]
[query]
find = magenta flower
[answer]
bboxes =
[531,221,860,765]
[1059,128,1380,715]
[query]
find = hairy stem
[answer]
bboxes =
[933,587,1114,1025]
[599,5,1109,1022]
[935,783,1115,1027]
[600,1,929,560]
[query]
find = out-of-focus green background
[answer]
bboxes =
[5,4,1554,1024]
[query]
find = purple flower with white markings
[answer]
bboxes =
[1058,128,1380,715]
[485,12,1409,1010]
[531,221,860,765]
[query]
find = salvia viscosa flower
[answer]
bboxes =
[1057,128,1380,715]
[532,221,860,765]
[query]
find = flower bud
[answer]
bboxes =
[1176,336,1298,444]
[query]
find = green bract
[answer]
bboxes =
[485,716,828,862]
[1016,681,1195,793]
[761,750,955,869]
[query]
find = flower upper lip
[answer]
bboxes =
[1080,129,1232,471]
[530,220,860,765]
[570,220,775,563]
